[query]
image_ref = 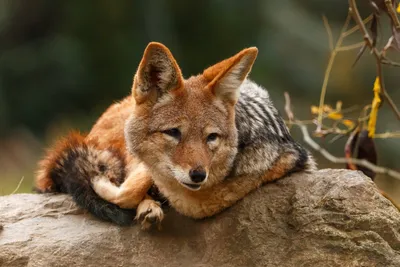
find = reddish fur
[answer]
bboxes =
[36,132,86,192]
[133,42,184,105]
[36,42,284,223]
[204,48,257,83]
[35,130,130,193]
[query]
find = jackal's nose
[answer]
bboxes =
[189,168,207,183]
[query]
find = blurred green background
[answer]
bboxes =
[0,0,399,201]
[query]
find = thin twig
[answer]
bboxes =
[284,92,294,123]
[374,131,400,138]
[294,121,400,180]
[323,15,334,51]
[11,176,24,195]
[342,14,373,37]
[349,0,400,121]
[381,58,400,67]
[385,0,400,29]
[337,41,365,51]
[317,13,351,132]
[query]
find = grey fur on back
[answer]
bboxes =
[231,79,315,177]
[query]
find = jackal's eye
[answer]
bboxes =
[162,128,181,140]
[207,133,219,143]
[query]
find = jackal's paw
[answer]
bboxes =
[135,199,164,230]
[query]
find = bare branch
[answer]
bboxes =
[294,121,400,180]
[348,0,400,121]
[381,57,400,67]
[323,15,334,51]
[317,13,352,132]
[374,131,400,138]
[337,41,365,51]
[385,0,400,29]
[343,14,373,37]
[284,92,294,123]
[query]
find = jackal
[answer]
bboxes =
[35,42,315,229]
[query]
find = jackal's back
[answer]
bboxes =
[232,80,315,177]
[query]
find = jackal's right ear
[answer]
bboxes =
[203,47,258,105]
[133,42,183,105]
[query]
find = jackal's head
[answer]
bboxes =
[125,42,257,191]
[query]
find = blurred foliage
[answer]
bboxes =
[0,0,399,198]
[0,0,351,136]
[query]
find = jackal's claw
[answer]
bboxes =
[135,199,164,230]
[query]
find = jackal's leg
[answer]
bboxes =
[91,162,164,229]
[92,162,152,208]
[135,194,164,230]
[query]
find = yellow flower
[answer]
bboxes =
[342,119,355,128]
[311,105,319,114]
[311,105,333,115]
[311,104,343,120]
[322,105,333,113]
[397,3,400,13]
[327,112,343,120]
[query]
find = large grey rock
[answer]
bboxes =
[0,169,399,267]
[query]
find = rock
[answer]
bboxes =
[0,169,399,267]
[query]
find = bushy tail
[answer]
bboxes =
[284,141,317,174]
[35,132,135,225]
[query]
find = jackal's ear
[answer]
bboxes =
[203,47,258,104]
[133,42,184,104]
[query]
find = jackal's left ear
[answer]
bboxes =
[133,42,184,105]
[203,47,258,104]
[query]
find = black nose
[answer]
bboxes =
[189,168,207,183]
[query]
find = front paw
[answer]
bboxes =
[135,199,164,230]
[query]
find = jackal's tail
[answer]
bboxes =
[35,132,135,225]
[285,141,317,174]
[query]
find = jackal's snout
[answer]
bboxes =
[189,166,207,183]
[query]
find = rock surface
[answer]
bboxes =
[1,169,400,267]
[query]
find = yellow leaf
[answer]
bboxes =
[397,3,400,13]
[342,119,355,128]
[322,105,333,113]
[327,112,343,120]
[311,106,319,114]
[311,105,332,114]
[368,77,381,138]
[311,104,343,120]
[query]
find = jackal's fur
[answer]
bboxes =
[36,42,315,227]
